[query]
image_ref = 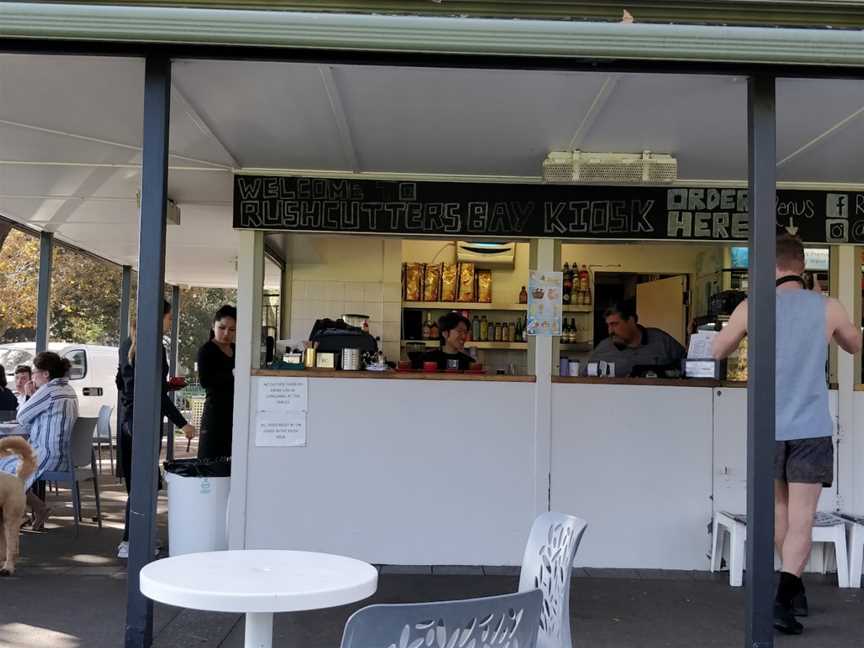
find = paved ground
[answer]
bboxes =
[1,445,862,647]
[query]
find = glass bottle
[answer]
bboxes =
[579,264,589,292]
[519,286,528,304]
[422,312,431,340]
[471,315,480,341]
[480,315,489,342]
[562,262,572,304]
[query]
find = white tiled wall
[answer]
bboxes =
[290,279,402,361]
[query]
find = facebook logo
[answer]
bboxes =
[827,194,849,219]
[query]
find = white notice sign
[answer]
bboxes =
[688,331,718,359]
[255,410,307,447]
[257,377,307,412]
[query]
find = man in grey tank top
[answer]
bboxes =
[713,234,861,636]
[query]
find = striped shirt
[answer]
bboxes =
[0,378,78,489]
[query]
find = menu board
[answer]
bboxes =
[254,377,308,447]
[527,271,563,337]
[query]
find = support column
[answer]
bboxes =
[529,238,560,516]
[166,284,181,462]
[836,245,857,513]
[35,231,53,353]
[124,56,171,648]
[228,230,264,550]
[745,75,776,648]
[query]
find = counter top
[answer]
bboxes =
[552,376,724,388]
[252,369,536,383]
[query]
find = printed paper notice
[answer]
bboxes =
[687,331,718,359]
[257,377,307,412]
[255,410,307,447]
[527,270,563,337]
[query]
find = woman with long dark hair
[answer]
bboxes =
[196,305,236,459]
[116,299,196,558]
[0,352,78,530]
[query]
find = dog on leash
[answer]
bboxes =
[0,436,37,576]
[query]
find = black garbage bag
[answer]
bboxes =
[163,457,231,478]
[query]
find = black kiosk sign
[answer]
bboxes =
[234,175,864,244]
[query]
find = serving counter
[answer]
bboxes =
[232,369,850,569]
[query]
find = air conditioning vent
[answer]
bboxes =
[456,241,516,268]
[542,150,677,185]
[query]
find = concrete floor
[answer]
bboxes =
[1,447,862,648]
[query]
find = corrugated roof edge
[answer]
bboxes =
[2,3,864,66]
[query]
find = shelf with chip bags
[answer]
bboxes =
[401,301,528,312]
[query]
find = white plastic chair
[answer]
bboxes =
[711,510,850,588]
[41,416,102,536]
[840,513,864,588]
[93,405,115,476]
[340,590,543,648]
[518,512,588,648]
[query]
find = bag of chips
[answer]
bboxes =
[423,263,442,302]
[440,263,458,302]
[404,263,423,301]
[458,262,476,302]
[476,269,492,303]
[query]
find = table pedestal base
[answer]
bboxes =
[244,612,274,648]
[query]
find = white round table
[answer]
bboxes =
[140,550,377,648]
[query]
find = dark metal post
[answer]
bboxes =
[746,75,776,648]
[166,284,180,461]
[124,56,171,648]
[35,231,53,353]
[116,265,132,479]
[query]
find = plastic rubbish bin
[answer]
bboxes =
[163,458,231,556]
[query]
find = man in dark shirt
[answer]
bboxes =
[421,312,474,370]
[588,301,686,377]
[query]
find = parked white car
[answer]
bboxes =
[0,342,119,419]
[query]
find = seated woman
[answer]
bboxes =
[0,364,19,415]
[421,312,474,370]
[0,352,78,530]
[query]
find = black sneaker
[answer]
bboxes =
[791,591,809,617]
[774,602,804,635]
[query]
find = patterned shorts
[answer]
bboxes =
[774,437,833,487]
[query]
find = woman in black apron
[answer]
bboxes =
[196,305,237,459]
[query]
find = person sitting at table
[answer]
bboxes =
[0,365,19,414]
[421,312,474,370]
[588,300,686,377]
[0,352,78,531]
[13,365,32,409]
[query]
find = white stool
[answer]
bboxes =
[840,514,864,588]
[710,511,851,588]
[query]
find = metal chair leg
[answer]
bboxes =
[91,451,102,529]
[71,480,81,538]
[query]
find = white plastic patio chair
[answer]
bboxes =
[41,416,102,536]
[518,512,589,648]
[339,590,543,648]
[93,404,115,476]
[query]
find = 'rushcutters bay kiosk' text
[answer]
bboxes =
[234,175,864,244]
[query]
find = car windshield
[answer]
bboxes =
[0,349,34,372]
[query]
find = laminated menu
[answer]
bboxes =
[423,263,442,302]
[476,269,493,303]
[404,263,424,301]
[457,263,476,302]
[440,263,458,302]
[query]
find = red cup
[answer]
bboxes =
[423,361,438,372]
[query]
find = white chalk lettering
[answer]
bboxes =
[544,203,567,234]
[667,212,693,237]
[712,212,730,239]
[693,212,712,238]
[667,189,687,210]
[237,177,262,200]
[731,213,749,238]
[467,203,488,232]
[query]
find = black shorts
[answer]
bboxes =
[774,437,834,487]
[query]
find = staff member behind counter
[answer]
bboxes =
[588,301,686,377]
[421,312,475,370]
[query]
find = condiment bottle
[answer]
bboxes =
[480,315,489,341]
[562,262,572,304]
[519,286,528,304]
[580,264,589,292]
[471,315,480,341]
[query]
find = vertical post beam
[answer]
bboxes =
[124,56,171,648]
[35,231,54,353]
[529,238,560,516]
[228,230,264,550]
[836,246,856,513]
[746,74,776,648]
